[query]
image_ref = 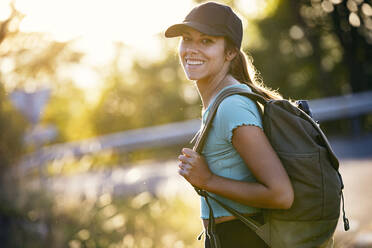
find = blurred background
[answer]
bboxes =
[0,0,371,247]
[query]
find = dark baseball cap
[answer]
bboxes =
[165,2,243,48]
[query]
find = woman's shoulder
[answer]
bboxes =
[218,84,257,112]
[216,97,260,126]
[214,84,263,137]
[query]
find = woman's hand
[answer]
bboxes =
[177,148,214,189]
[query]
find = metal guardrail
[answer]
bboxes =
[308,91,372,122]
[17,119,201,174]
[17,91,372,174]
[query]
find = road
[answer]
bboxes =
[334,159,372,247]
[36,158,372,247]
[29,134,372,247]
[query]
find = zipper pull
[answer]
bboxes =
[197,230,205,240]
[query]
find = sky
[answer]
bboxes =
[0,0,267,95]
[0,0,194,92]
[0,0,267,58]
[9,0,194,63]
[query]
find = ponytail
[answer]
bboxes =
[226,39,282,100]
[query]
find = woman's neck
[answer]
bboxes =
[196,74,240,110]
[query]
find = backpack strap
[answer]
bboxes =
[196,188,264,233]
[192,87,272,246]
[193,87,266,153]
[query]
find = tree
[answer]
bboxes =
[92,43,200,135]
[246,0,372,133]
[0,2,27,171]
[0,4,90,245]
[330,0,372,93]
[246,0,372,98]
[0,84,26,173]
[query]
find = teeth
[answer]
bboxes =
[187,59,204,65]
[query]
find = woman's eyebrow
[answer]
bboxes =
[199,34,214,39]
[181,31,213,39]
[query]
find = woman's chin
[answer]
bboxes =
[185,73,203,81]
[187,76,197,81]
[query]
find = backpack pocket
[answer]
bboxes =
[271,151,323,220]
[267,217,338,248]
[319,146,342,219]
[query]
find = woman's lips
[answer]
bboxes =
[185,58,205,70]
[186,59,205,65]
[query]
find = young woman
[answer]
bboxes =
[165,2,294,247]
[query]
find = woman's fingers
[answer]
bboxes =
[177,150,212,189]
[178,162,192,177]
[178,162,191,170]
[182,148,198,158]
[178,162,185,169]
[178,164,190,177]
[178,154,187,163]
[178,154,195,165]
[178,148,209,188]
[178,167,189,176]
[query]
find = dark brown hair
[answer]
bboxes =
[225,38,282,100]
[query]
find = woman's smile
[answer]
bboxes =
[185,58,206,70]
[186,59,205,65]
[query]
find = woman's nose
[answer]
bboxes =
[185,45,199,54]
[183,40,200,52]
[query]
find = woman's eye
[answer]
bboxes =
[201,39,212,44]
[182,36,191,42]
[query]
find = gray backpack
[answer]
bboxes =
[193,87,349,248]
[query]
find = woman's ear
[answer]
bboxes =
[225,49,238,61]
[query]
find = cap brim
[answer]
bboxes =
[165,21,225,38]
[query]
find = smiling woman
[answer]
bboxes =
[165,2,294,248]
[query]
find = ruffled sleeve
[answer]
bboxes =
[214,95,263,143]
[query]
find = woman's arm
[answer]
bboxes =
[178,125,294,209]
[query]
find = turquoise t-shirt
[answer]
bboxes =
[200,84,263,219]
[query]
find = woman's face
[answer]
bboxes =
[178,27,228,82]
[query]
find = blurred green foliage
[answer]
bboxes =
[248,0,372,100]
[42,81,95,142]
[0,84,28,248]
[92,55,200,135]
[0,83,27,171]
[1,186,202,248]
